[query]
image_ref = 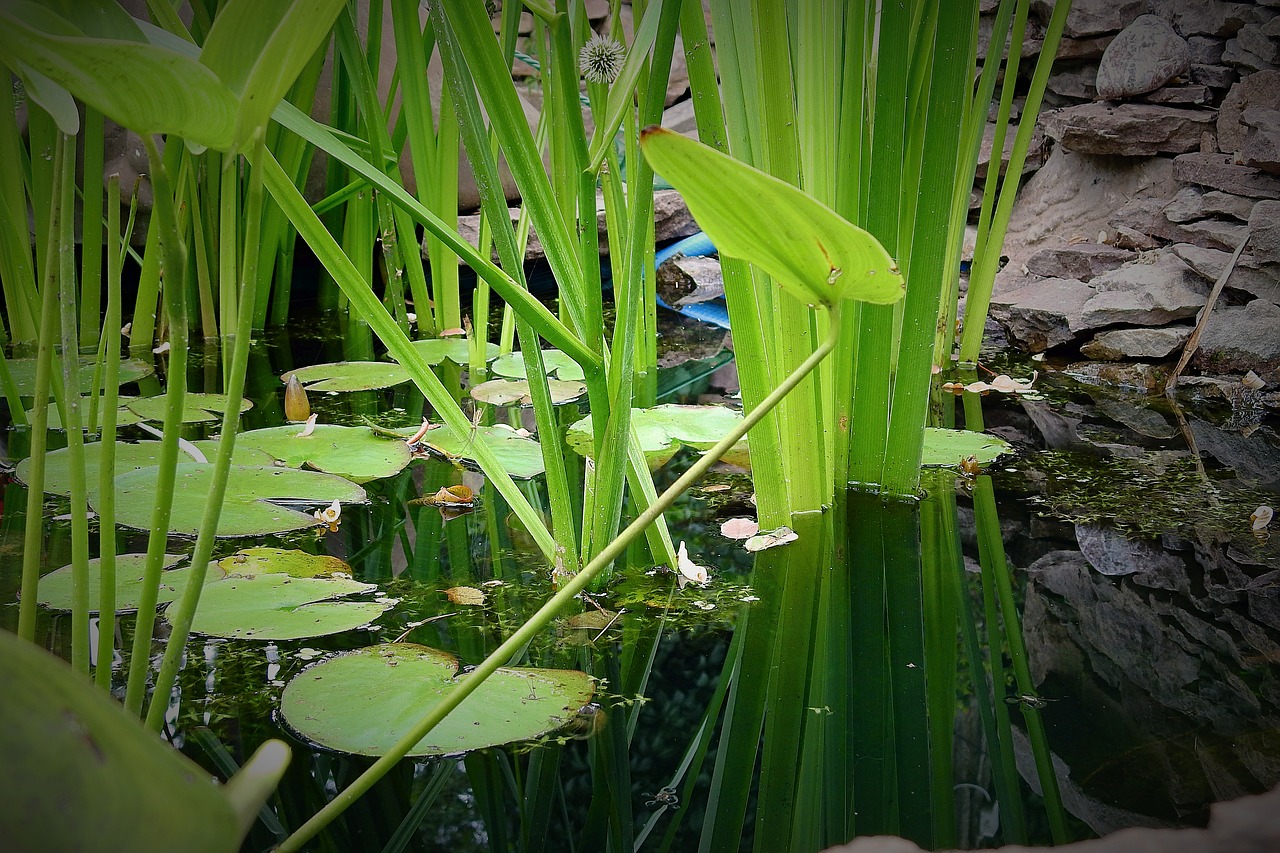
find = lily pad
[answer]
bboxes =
[171,553,386,640]
[16,440,267,496]
[281,361,411,392]
[568,404,749,468]
[403,338,499,367]
[235,424,413,483]
[6,355,153,394]
[490,349,585,382]
[414,423,545,479]
[279,643,595,756]
[106,463,366,537]
[216,547,353,579]
[919,428,1012,467]
[470,378,587,407]
[36,553,206,612]
[26,397,144,430]
[125,393,253,424]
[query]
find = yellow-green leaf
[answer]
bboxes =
[639,127,905,308]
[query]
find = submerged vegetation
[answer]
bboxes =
[0,0,1109,850]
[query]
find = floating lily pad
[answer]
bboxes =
[125,393,253,424]
[36,553,204,612]
[281,361,411,392]
[16,440,266,496]
[6,355,153,394]
[403,338,499,367]
[279,643,595,756]
[106,463,366,537]
[235,425,413,483]
[919,428,1012,467]
[26,397,144,430]
[470,378,587,407]
[414,423,545,479]
[568,405,749,468]
[490,349,585,381]
[171,555,386,640]
[216,547,353,579]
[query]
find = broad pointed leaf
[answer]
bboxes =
[281,361,411,392]
[236,424,413,483]
[37,554,216,612]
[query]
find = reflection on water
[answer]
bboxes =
[1,320,1277,851]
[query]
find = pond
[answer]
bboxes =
[2,307,1278,852]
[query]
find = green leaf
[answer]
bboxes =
[490,349,586,381]
[0,2,238,150]
[37,553,216,612]
[16,440,203,496]
[568,404,750,469]
[403,338,500,367]
[26,397,144,430]
[413,423,546,480]
[235,424,413,483]
[125,392,253,424]
[216,546,353,578]
[0,632,245,852]
[198,0,346,150]
[639,127,906,307]
[470,378,587,407]
[6,355,153,394]
[279,643,596,756]
[172,569,387,641]
[106,463,366,537]
[919,428,1012,467]
[281,361,411,392]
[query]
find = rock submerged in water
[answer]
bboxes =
[1095,15,1192,100]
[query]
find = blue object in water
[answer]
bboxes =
[652,232,729,329]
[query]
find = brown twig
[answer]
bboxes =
[1164,231,1251,394]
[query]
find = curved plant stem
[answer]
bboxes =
[275,303,845,853]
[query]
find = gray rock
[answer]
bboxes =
[1219,71,1280,156]
[1193,299,1280,379]
[1202,189,1260,219]
[1180,217,1252,250]
[1171,242,1280,301]
[1076,522,1188,577]
[1042,103,1214,156]
[1025,243,1136,280]
[1163,186,1206,222]
[1173,151,1280,197]
[1224,37,1278,74]
[989,276,1096,351]
[1191,62,1240,89]
[1081,251,1209,326]
[1047,64,1098,100]
[655,255,724,308]
[1241,106,1280,173]
[1189,414,1280,485]
[1172,1,1259,38]
[1032,0,1144,38]
[976,122,1048,179]
[1140,84,1212,105]
[1096,15,1192,99]
[1055,33,1117,60]
[1094,396,1181,438]
[1187,35,1227,65]
[1237,24,1280,66]
[1250,199,1280,263]
[1080,325,1193,359]
[1002,146,1179,268]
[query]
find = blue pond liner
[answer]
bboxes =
[604,231,731,329]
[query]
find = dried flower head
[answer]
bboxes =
[579,32,625,85]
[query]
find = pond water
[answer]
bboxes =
[2,308,1278,852]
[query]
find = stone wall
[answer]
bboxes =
[987,0,1280,384]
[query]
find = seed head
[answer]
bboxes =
[579,32,625,85]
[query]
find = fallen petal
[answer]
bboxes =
[720,517,759,539]
[744,526,799,553]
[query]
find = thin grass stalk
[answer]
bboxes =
[959,0,1070,363]
[144,138,266,732]
[0,76,39,342]
[78,107,105,347]
[920,480,959,847]
[881,0,975,495]
[428,0,582,570]
[129,215,163,353]
[93,173,126,691]
[52,131,94,675]
[15,135,71,642]
[754,510,826,852]
[849,1,910,489]
[974,473,1068,842]
[122,134,190,716]
[218,152,238,341]
[274,305,845,853]
[26,107,57,302]
[184,160,218,339]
